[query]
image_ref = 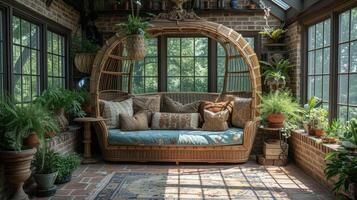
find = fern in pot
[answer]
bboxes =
[260,58,293,92]
[55,154,81,184]
[117,0,150,60]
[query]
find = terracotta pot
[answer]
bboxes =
[55,108,69,132]
[45,131,56,138]
[24,132,40,148]
[0,148,36,200]
[74,53,96,74]
[314,129,324,138]
[266,113,285,128]
[322,136,337,144]
[308,125,315,136]
[123,34,146,60]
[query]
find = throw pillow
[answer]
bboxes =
[132,95,161,123]
[120,111,149,131]
[162,96,201,113]
[151,112,200,130]
[199,101,233,123]
[232,97,252,128]
[202,110,229,131]
[100,98,133,128]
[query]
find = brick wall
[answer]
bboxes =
[289,130,337,189]
[285,21,302,100]
[14,0,80,32]
[46,126,81,154]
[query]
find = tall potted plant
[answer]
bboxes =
[117,0,150,60]
[72,36,100,74]
[0,98,58,200]
[259,91,303,128]
[260,58,293,91]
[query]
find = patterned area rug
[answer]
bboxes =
[88,165,333,200]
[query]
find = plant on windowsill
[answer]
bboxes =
[341,117,357,152]
[322,119,344,144]
[302,96,323,134]
[306,107,328,138]
[259,90,303,130]
[260,58,293,92]
[117,0,151,60]
[54,154,81,184]
[71,36,100,74]
[0,97,59,200]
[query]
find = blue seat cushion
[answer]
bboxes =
[107,128,244,146]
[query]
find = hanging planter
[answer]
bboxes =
[123,34,146,60]
[74,53,96,74]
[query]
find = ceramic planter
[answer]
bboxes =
[33,172,58,191]
[55,175,72,185]
[24,132,40,148]
[123,34,146,60]
[266,113,285,128]
[0,148,36,200]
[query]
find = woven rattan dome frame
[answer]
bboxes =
[90,16,262,118]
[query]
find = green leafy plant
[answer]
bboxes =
[259,28,287,43]
[34,147,60,174]
[55,154,81,183]
[70,36,100,59]
[325,119,344,138]
[259,91,303,122]
[308,108,328,130]
[0,97,59,151]
[260,58,293,85]
[341,117,357,147]
[325,149,357,195]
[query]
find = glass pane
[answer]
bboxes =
[134,61,144,76]
[31,25,39,49]
[195,57,208,76]
[146,38,157,56]
[308,51,314,75]
[47,54,53,76]
[13,45,21,73]
[339,10,350,43]
[22,75,31,102]
[338,75,348,104]
[323,75,329,102]
[168,38,180,56]
[217,57,225,76]
[52,55,59,77]
[308,25,315,50]
[217,43,225,56]
[195,77,207,92]
[13,75,22,102]
[21,20,30,47]
[217,77,224,92]
[181,38,194,56]
[307,76,315,99]
[324,19,331,46]
[195,38,208,56]
[315,76,322,99]
[338,105,348,122]
[352,8,357,40]
[246,37,255,49]
[181,58,194,76]
[145,58,157,76]
[53,33,59,55]
[133,76,144,94]
[323,48,330,74]
[31,50,38,75]
[349,74,357,105]
[315,22,323,48]
[349,107,357,120]
[145,77,157,93]
[351,42,357,73]
[181,77,194,92]
[168,57,180,76]
[339,43,349,73]
[22,48,31,75]
[47,31,52,53]
[315,49,323,74]
[12,16,21,44]
[167,77,180,92]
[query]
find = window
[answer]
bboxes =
[167,37,208,92]
[133,38,158,94]
[337,7,357,121]
[307,19,331,108]
[12,16,40,104]
[47,31,66,88]
[0,10,3,93]
[216,37,255,92]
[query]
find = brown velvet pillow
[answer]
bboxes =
[232,97,252,128]
[162,96,201,113]
[132,95,161,123]
[202,110,229,131]
[120,111,149,131]
[199,101,233,123]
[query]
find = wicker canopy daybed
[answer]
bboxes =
[89,5,262,164]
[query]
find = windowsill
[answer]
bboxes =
[291,129,340,152]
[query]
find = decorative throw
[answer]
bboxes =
[162,96,201,113]
[132,95,161,123]
[198,101,233,123]
[151,112,200,130]
[100,98,133,128]
[202,109,229,131]
[232,97,252,128]
[120,111,149,131]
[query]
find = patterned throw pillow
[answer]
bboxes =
[202,110,229,131]
[120,111,149,131]
[151,112,200,130]
[198,101,233,123]
[232,97,252,128]
[162,96,201,113]
[100,98,133,128]
[132,95,161,123]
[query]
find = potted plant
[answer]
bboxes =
[55,154,81,184]
[259,27,287,43]
[33,148,60,196]
[0,98,58,200]
[117,0,150,60]
[260,58,293,91]
[325,149,357,199]
[303,96,323,134]
[323,119,343,144]
[259,91,303,128]
[307,107,328,137]
[341,117,357,152]
[77,89,91,115]
[71,36,100,74]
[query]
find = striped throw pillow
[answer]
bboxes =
[100,98,133,128]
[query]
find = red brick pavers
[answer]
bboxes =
[31,161,335,200]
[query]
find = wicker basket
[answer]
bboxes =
[74,53,96,74]
[123,34,146,60]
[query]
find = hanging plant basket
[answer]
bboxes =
[74,53,96,74]
[123,34,146,60]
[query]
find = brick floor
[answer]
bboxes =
[31,160,335,200]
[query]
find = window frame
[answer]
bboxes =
[0,0,71,99]
[301,1,357,121]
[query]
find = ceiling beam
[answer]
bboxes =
[251,0,286,21]
[284,0,302,11]
[303,0,320,10]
